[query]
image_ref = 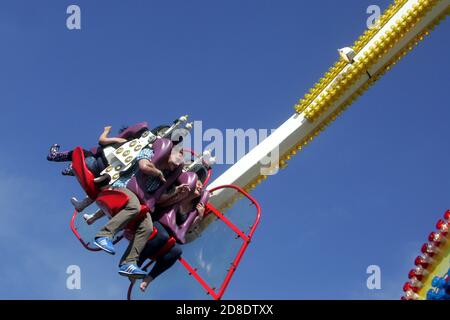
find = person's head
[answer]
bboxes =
[118,125,129,134]
[166,148,184,171]
[181,178,203,204]
[193,179,203,198]
[190,162,209,184]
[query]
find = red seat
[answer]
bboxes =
[72,146,155,243]
[150,237,177,261]
[96,190,129,217]
[148,227,158,241]
[71,147,101,199]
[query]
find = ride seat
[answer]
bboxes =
[127,138,184,212]
[150,237,177,260]
[158,171,210,244]
[72,147,101,200]
[72,145,157,241]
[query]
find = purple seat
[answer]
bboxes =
[117,122,149,140]
[158,172,210,244]
[126,138,183,212]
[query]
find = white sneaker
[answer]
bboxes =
[83,213,95,225]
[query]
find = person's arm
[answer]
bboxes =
[156,184,191,207]
[138,159,166,182]
[98,126,127,146]
[189,203,206,229]
[195,203,206,219]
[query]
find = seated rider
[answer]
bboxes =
[137,168,208,292]
[49,124,148,212]
[47,125,128,176]
[92,144,188,279]
[82,146,191,223]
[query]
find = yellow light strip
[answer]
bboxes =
[241,2,449,195]
[294,0,409,114]
[301,0,441,121]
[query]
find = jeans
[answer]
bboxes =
[138,221,182,279]
[85,156,106,177]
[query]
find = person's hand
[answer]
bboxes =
[140,277,151,292]
[196,203,205,218]
[115,137,127,144]
[175,184,190,197]
[104,126,112,132]
[157,170,166,183]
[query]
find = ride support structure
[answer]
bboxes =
[192,0,449,239]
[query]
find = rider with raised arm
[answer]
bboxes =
[92,144,187,279]
[137,166,209,291]
[47,125,130,176]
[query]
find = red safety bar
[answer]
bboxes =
[70,208,158,251]
[127,184,261,300]
[71,147,101,200]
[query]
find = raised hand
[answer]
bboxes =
[196,203,205,218]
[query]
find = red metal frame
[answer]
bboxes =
[69,172,260,299]
[70,210,123,251]
[127,184,261,300]
[179,257,220,299]
[191,184,261,299]
[208,184,261,241]
[207,205,249,242]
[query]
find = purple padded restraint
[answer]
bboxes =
[126,138,183,212]
[117,122,149,140]
[158,172,210,244]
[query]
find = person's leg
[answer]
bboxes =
[47,146,92,162]
[120,212,153,266]
[47,144,60,160]
[148,244,182,280]
[95,188,141,239]
[71,196,94,212]
[138,222,169,267]
[48,149,73,162]
[61,163,74,176]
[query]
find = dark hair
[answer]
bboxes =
[118,126,129,134]
[191,163,208,184]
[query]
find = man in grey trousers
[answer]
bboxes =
[93,147,158,279]
[95,187,152,278]
[93,146,185,279]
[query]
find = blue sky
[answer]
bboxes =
[0,0,449,299]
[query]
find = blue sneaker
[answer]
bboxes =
[118,263,147,279]
[94,237,115,255]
